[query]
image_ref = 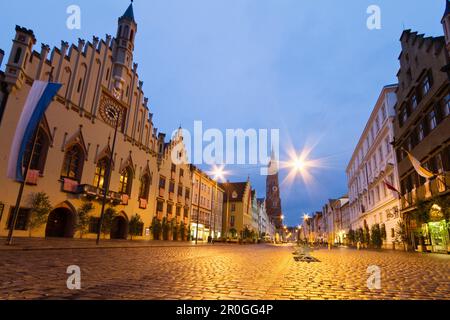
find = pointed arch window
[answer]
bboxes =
[93,158,108,189]
[23,127,51,174]
[139,173,151,200]
[61,145,85,182]
[124,26,129,38]
[118,26,122,39]
[130,30,134,41]
[119,167,133,195]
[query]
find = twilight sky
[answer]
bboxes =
[0,0,445,226]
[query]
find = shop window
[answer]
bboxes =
[89,217,100,233]
[7,207,30,231]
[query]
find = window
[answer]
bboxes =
[88,217,100,233]
[77,78,82,93]
[23,127,51,174]
[417,122,425,142]
[428,110,437,131]
[167,203,173,215]
[13,47,22,64]
[230,215,235,227]
[381,105,387,121]
[159,176,166,189]
[157,201,164,213]
[130,30,134,41]
[119,167,133,195]
[178,184,183,196]
[169,181,175,193]
[7,207,30,230]
[422,77,431,96]
[411,95,418,111]
[443,94,450,118]
[399,107,408,126]
[179,169,184,178]
[61,145,84,181]
[139,174,151,200]
[171,164,176,173]
[184,208,189,218]
[93,158,108,189]
[185,188,190,199]
[176,206,181,216]
[231,204,236,212]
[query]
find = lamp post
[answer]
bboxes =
[303,213,311,245]
[211,166,225,242]
[96,105,122,245]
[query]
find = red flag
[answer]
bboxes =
[384,180,401,199]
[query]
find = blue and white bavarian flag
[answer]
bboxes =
[7,80,62,182]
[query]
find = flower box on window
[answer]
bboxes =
[121,194,129,205]
[139,198,147,209]
[62,178,79,193]
[26,170,40,185]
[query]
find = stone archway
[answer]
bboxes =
[111,213,128,240]
[45,207,75,238]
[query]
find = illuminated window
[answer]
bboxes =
[119,167,133,195]
[93,158,108,189]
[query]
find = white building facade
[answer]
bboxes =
[346,85,402,249]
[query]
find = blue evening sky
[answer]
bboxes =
[0,1,445,226]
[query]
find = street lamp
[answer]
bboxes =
[303,214,311,245]
[211,165,226,242]
[96,105,123,245]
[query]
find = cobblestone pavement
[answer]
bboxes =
[0,244,448,300]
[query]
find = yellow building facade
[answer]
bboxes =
[0,4,191,241]
[190,165,224,241]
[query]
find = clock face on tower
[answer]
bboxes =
[99,91,126,128]
[272,186,278,192]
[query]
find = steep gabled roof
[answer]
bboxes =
[220,182,248,202]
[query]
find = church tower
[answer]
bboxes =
[265,152,283,229]
[112,1,137,99]
[442,0,450,53]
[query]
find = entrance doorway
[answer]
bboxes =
[45,208,75,238]
[428,220,449,253]
[111,214,128,239]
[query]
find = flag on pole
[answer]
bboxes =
[383,179,401,199]
[403,148,435,179]
[7,81,62,182]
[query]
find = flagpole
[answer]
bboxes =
[6,122,41,245]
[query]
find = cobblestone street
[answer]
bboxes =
[0,243,448,300]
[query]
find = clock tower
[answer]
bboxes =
[265,153,283,229]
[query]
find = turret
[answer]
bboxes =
[112,1,137,98]
[4,26,36,91]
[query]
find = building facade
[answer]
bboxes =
[392,3,450,253]
[190,165,224,241]
[220,180,252,239]
[347,85,401,249]
[0,4,191,241]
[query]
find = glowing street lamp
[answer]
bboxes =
[210,165,227,242]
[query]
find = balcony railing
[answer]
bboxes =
[77,184,122,204]
[401,174,449,210]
